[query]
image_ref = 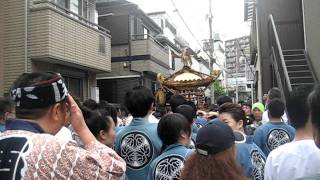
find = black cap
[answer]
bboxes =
[195,120,242,156]
[175,104,196,124]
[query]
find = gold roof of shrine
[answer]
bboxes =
[157,66,221,90]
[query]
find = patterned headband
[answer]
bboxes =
[10,74,68,109]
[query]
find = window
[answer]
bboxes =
[70,0,81,15]
[94,10,98,24]
[64,76,83,100]
[143,27,149,39]
[83,0,88,19]
[54,0,96,23]
[86,0,97,23]
[161,19,164,29]
[172,58,175,70]
[55,0,68,8]
[99,35,106,54]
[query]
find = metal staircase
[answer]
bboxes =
[283,49,317,88]
[268,14,318,102]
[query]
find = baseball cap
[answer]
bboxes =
[195,120,243,156]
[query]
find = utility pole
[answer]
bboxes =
[208,0,215,104]
[235,43,239,103]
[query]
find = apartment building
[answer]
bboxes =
[95,0,215,104]
[0,0,111,100]
[96,0,172,104]
[225,36,253,101]
[147,11,182,73]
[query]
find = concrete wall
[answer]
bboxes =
[111,45,129,57]
[98,75,155,105]
[30,4,111,72]
[100,61,141,77]
[97,4,161,40]
[257,0,303,53]
[99,15,129,45]
[303,0,320,80]
[134,16,159,37]
[98,77,140,104]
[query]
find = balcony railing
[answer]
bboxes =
[131,34,168,50]
[33,0,110,35]
[29,0,111,72]
[131,34,170,67]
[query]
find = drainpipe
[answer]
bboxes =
[255,3,263,102]
[87,73,90,100]
[128,14,132,70]
[24,0,28,72]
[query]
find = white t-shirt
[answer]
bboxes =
[147,114,159,123]
[262,110,288,124]
[55,126,73,141]
[122,114,159,126]
[264,140,320,180]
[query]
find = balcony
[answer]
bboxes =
[110,34,170,76]
[29,0,111,72]
[131,34,169,67]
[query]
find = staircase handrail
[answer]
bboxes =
[268,14,292,92]
[271,47,286,102]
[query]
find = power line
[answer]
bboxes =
[169,0,204,50]
[168,0,227,72]
[235,39,255,77]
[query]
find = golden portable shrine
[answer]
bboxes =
[156,49,221,109]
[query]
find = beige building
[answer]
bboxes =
[0,0,111,100]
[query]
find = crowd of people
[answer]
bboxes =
[1,72,320,180]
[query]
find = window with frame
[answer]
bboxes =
[64,76,83,100]
[85,0,97,23]
[55,0,68,8]
[161,19,164,29]
[70,0,81,15]
[172,58,176,70]
[83,0,88,19]
[143,27,149,39]
[54,0,96,23]
[99,35,106,54]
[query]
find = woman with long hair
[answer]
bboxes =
[181,120,246,180]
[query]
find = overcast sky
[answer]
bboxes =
[129,0,250,50]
